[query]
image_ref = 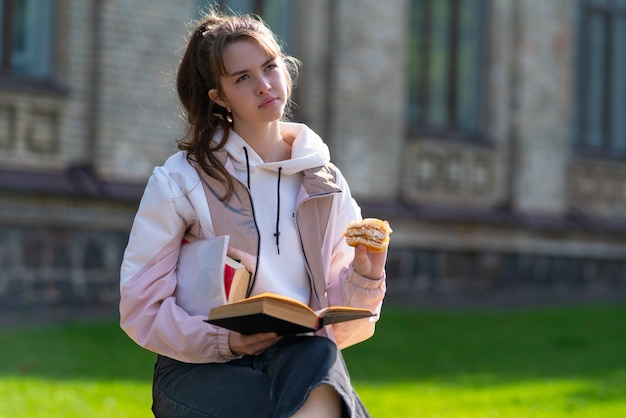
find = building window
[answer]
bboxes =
[0,0,55,81]
[407,0,488,140]
[199,0,296,54]
[574,0,626,158]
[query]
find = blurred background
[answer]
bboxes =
[1,0,625,324]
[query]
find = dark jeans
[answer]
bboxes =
[151,335,370,418]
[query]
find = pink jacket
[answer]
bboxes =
[120,147,386,364]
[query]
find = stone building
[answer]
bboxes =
[1,0,625,322]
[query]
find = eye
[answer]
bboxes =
[235,74,250,83]
[265,63,278,72]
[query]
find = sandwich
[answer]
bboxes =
[343,218,392,252]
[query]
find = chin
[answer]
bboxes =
[262,107,286,122]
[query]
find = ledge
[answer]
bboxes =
[2,167,625,235]
[359,198,626,235]
[0,165,145,202]
[0,76,70,97]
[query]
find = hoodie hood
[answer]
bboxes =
[216,122,333,257]
[222,122,331,175]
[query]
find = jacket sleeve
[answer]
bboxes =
[119,166,239,364]
[324,172,387,350]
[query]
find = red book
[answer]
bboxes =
[223,257,249,303]
[224,264,236,298]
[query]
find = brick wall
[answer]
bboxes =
[95,0,192,182]
[1,0,625,323]
[507,0,574,214]
[0,0,189,180]
[323,0,408,198]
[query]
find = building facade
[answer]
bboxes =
[1,0,625,322]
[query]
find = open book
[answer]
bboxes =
[206,292,375,335]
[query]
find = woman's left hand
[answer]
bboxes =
[229,331,281,356]
[352,244,388,280]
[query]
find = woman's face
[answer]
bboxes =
[210,40,288,128]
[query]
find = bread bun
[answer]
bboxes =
[343,218,392,252]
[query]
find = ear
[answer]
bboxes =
[208,89,228,109]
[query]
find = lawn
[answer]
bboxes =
[1,303,626,417]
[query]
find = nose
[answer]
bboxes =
[257,76,271,95]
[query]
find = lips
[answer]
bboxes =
[259,96,279,108]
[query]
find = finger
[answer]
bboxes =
[249,334,281,355]
[352,245,372,277]
[230,331,280,356]
[249,332,279,341]
[354,244,369,263]
[243,332,280,349]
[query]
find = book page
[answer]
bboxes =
[315,306,376,326]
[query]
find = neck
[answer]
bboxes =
[233,121,291,162]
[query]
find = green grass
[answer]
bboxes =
[344,303,626,417]
[0,321,154,417]
[1,303,626,417]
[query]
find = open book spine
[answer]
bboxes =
[314,317,323,330]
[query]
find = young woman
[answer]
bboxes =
[120,9,388,418]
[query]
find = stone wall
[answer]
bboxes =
[0,225,127,324]
[377,207,626,307]
[0,190,139,324]
[386,246,626,308]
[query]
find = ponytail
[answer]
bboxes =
[177,15,233,201]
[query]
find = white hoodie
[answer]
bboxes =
[221,123,331,305]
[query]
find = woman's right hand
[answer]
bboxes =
[229,331,281,356]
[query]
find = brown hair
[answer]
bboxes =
[176,8,300,201]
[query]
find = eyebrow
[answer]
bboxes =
[227,57,276,78]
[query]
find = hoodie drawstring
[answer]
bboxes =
[274,167,282,254]
[242,146,282,255]
[243,146,251,189]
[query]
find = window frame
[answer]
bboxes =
[0,0,62,93]
[406,0,490,143]
[574,0,626,159]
